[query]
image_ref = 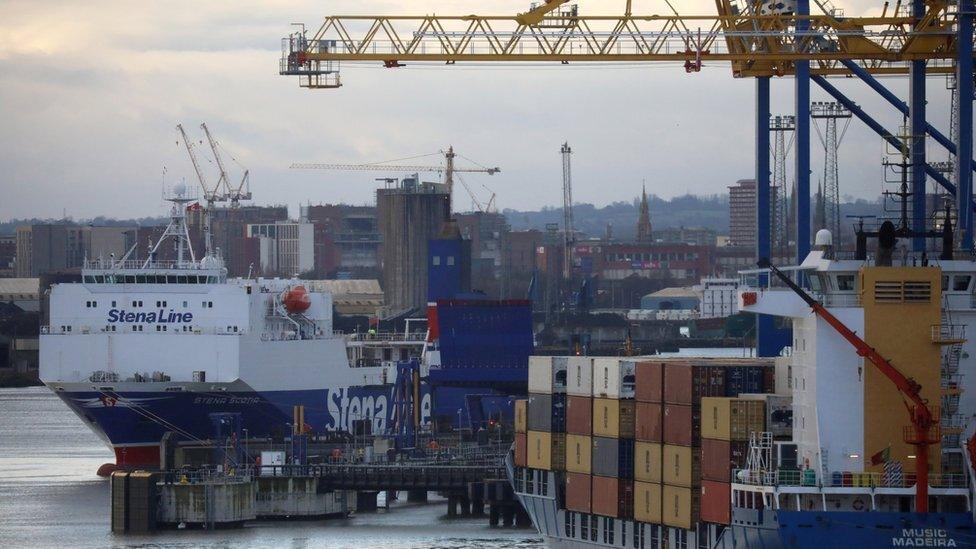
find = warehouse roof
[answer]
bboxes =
[0,278,39,301]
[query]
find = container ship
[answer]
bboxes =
[509,232,976,547]
[39,188,530,470]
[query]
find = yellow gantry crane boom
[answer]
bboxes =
[280,0,964,87]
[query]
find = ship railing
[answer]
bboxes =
[158,466,252,485]
[735,468,969,489]
[83,258,221,271]
[818,292,862,307]
[343,331,428,343]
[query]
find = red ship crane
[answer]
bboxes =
[756,258,938,513]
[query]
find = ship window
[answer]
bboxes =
[953,275,971,292]
[447,256,455,266]
[136,275,146,283]
[590,514,598,541]
[123,275,135,284]
[432,256,441,266]
[835,275,855,291]
[156,325,161,332]
[183,301,187,307]
[111,300,116,307]
[95,275,105,283]
[808,275,822,292]
[83,275,93,283]
[167,276,177,284]
[581,514,590,540]
[942,275,950,291]
[178,275,188,284]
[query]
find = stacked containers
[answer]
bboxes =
[514,399,527,467]
[634,361,664,524]
[590,358,635,519]
[699,396,766,525]
[565,356,594,512]
[660,361,727,529]
[527,357,567,472]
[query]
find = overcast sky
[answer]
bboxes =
[0,0,956,221]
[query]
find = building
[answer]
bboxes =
[0,236,15,277]
[15,224,132,276]
[455,211,508,293]
[246,220,315,277]
[640,287,699,311]
[728,179,758,249]
[0,278,40,312]
[636,184,652,241]
[302,204,382,278]
[695,277,739,319]
[577,241,713,282]
[654,226,717,247]
[376,177,450,315]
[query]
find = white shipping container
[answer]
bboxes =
[566,356,594,396]
[592,358,637,399]
[528,356,567,394]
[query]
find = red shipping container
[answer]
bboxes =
[566,396,593,435]
[565,472,592,513]
[663,404,695,447]
[591,475,634,519]
[635,361,664,402]
[701,438,731,482]
[635,402,663,442]
[664,363,726,405]
[700,480,731,524]
[514,433,527,467]
[763,365,776,393]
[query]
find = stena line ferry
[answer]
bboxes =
[39,186,431,470]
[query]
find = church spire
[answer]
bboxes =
[637,180,652,242]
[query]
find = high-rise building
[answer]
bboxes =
[728,179,757,249]
[377,177,450,315]
[302,204,381,278]
[455,211,508,294]
[0,236,16,278]
[246,220,315,277]
[15,224,131,276]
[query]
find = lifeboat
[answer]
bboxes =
[282,285,311,314]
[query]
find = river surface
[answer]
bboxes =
[0,387,544,549]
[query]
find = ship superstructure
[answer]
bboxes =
[39,188,422,468]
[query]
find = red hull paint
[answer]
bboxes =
[114,445,161,469]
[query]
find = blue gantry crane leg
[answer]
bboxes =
[910,0,928,251]
[795,0,812,263]
[755,76,783,357]
[958,0,975,249]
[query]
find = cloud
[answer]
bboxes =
[0,0,955,221]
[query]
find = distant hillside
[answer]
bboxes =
[503,194,887,240]
[0,216,168,235]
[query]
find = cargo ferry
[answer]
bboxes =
[39,187,529,469]
[509,228,976,548]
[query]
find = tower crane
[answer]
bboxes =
[291,146,500,213]
[200,123,252,208]
[176,124,225,256]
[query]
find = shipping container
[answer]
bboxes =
[700,438,747,483]
[635,402,663,442]
[566,434,592,474]
[514,433,527,467]
[566,356,594,396]
[528,356,568,394]
[664,362,726,405]
[700,397,765,441]
[663,404,696,447]
[663,444,700,488]
[514,399,527,434]
[591,475,634,519]
[591,437,635,478]
[633,481,663,524]
[739,393,793,438]
[725,365,766,396]
[700,480,731,525]
[527,431,566,471]
[565,472,592,513]
[566,395,593,435]
[635,361,665,402]
[592,398,636,439]
[662,484,700,530]
[527,393,567,432]
[763,364,776,394]
[635,441,663,483]
[592,358,637,399]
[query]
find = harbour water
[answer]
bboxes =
[0,387,543,549]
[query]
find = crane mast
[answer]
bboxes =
[758,258,937,513]
[176,124,220,257]
[200,123,230,197]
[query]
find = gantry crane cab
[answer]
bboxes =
[757,258,938,513]
[280,33,341,89]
